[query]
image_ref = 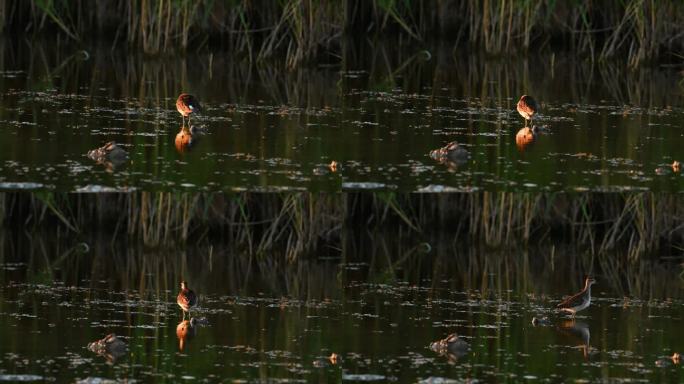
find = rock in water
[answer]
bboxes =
[87,142,128,169]
[87,333,127,362]
[429,333,469,361]
[429,142,469,166]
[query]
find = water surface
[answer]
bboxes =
[0,39,683,191]
[1,231,682,382]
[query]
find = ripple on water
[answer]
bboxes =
[75,378,121,384]
[0,375,45,382]
[342,374,387,381]
[75,185,135,193]
[417,185,478,192]
[0,70,25,78]
[342,182,392,190]
[418,378,461,384]
[0,182,46,190]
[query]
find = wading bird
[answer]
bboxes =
[176,93,202,126]
[557,277,596,318]
[177,281,198,320]
[516,95,540,127]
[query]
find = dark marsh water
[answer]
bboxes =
[0,231,682,382]
[0,39,683,192]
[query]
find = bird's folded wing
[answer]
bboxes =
[557,291,583,308]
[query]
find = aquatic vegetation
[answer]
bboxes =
[3,1,683,67]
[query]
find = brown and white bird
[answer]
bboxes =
[176,93,202,126]
[516,95,540,127]
[177,281,198,320]
[557,277,596,318]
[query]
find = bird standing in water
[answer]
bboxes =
[557,277,596,318]
[177,281,198,320]
[516,95,540,127]
[176,93,202,126]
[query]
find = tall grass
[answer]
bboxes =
[2,0,682,67]
[2,193,682,264]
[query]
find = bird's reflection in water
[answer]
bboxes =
[515,126,537,151]
[176,319,197,351]
[557,320,591,359]
[176,317,209,351]
[174,125,203,153]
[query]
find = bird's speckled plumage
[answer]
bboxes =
[557,277,596,317]
[177,281,198,319]
[516,95,540,126]
[176,93,202,125]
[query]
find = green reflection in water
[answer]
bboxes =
[0,230,682,382]
[0,39,683,191]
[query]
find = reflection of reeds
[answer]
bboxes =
[3,224,681,300]
[2,193,682,265]
[10,37,680,116]
[3,1,683,67]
